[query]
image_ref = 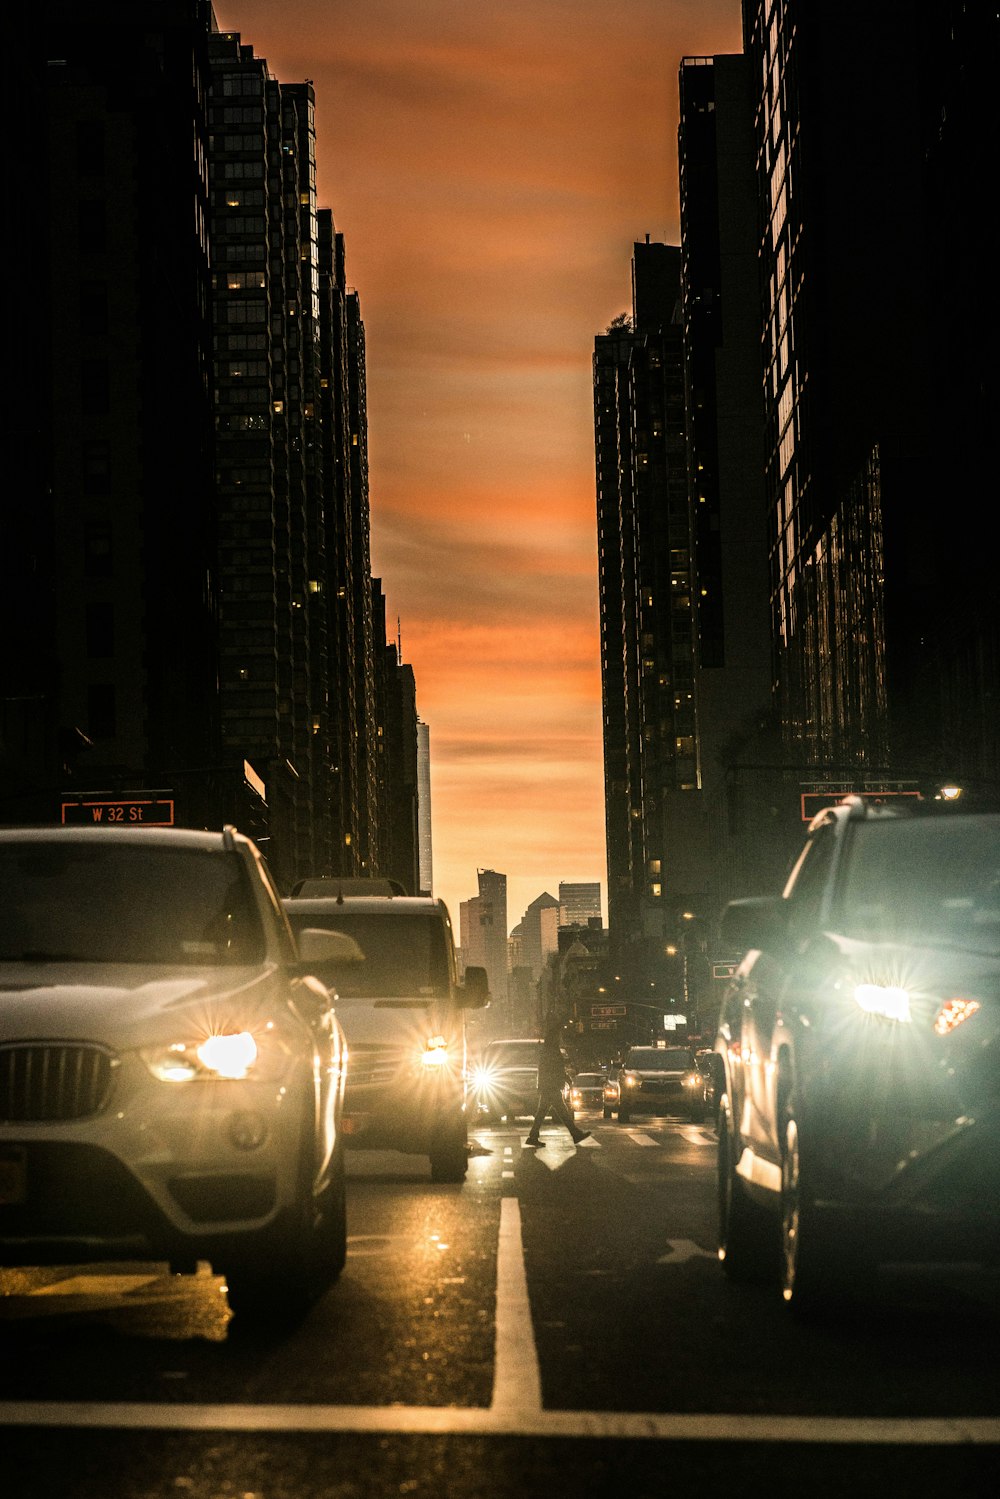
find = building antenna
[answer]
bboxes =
[397,615,402,664]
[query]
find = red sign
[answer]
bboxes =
[799,789,920,822]
[61,798,175,827]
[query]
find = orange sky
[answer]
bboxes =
[220,0,744,932]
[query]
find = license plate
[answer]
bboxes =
[0,1146,27,1205]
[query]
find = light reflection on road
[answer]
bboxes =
[0,1261,232,1341]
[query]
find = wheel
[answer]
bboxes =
[690,1106,705,1123]
[617,1107,630,1124]
[226,1138,347,1318]
[780,1107,865,1316]
[429,1116,469,1183]
[717,1097,777,1284]
[602,1106,613,1120]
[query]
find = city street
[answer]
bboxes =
[2,1117,998,1498]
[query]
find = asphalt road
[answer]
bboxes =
[2,1114,998,1498]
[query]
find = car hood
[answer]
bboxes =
[0,961,289,1048]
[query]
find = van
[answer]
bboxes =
[283,894,488,1181]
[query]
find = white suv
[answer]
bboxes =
[284,894,488,1181]
[0,824,351,1313]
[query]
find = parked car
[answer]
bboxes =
[715,794,1000,1314]
[614,1045,705,1123]
[0,825,352,1314]
[569,1071,606,1113]
[283,894,487,1181]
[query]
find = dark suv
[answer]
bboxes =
[715,795,999,1313]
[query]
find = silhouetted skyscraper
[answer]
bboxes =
[594,242,700,957]
[740,0,996,785]
[678,53,776,905]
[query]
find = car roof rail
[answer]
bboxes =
[222,824,238,851]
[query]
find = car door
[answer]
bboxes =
[741,821,838,1169]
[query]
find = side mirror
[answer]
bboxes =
[459,964,490,1009]
[291,927,366,980]
[719,896,790,957]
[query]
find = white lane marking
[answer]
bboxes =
[656,1239,717,1265]
[678,1127,714,1147]
[0,1404,996,1444]
[625,1132,658,1147]
[491,1197,542,1413]
[501,1171,514,1179]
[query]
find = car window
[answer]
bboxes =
[0,844,265,965]
[285,910,451,999]
[484,1042,541,1069]
[574,1073,604,1087]
[785,823,837,937]
[835,816,1000,954]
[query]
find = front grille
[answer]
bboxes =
[346,1046,400,1088]
[0,1043,116,1122]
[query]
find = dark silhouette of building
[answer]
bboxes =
[678,53,781,908]
[593,242,701,968]
[5,2,419,896]
[740,0,997,789]
[5,2,220,828]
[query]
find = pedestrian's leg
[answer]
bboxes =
[525,1095,548,1146]
[552,1092,590,1144]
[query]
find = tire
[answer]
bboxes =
[617,1107,630,1124]
[717,1097,777,1284]
[226,1139,347,1318]
[430,1116,469,1183]
[602,1106,613,1120]
[690,1106,705,1123]
[780,1107,865,1317]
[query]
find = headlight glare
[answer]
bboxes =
[421,1034,450,1068]
[853,983,912,1023]
[144,1029,264,1082]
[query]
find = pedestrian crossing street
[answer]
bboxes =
[474,1118,716,1176]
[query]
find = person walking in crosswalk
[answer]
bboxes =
[524,1014,591,1148]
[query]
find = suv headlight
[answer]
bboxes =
[142,1025,285,1082]
[853,983,912,1024]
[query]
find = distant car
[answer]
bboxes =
[569,1072,606,1113]
[715,794,1000,1314]
[283,894,488,1182]
[0,825,351,1313]
[614,1045,704,1123]
[472,1038,573,1123]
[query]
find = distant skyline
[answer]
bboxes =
[222,0,744,929]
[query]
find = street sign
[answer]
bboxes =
[590,1004,626,1018]
[799,786,919,821]
[712,961,739,981]
[61,797,175,827]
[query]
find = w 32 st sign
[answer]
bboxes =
[61,798,175,826]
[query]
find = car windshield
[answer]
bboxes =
[285,910,450,1000]
[626,1048,693,1070]
[575,1074,604,1087]
[483,1042,541,1069]
[0,842,265,965]
[836,816,1000,955]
